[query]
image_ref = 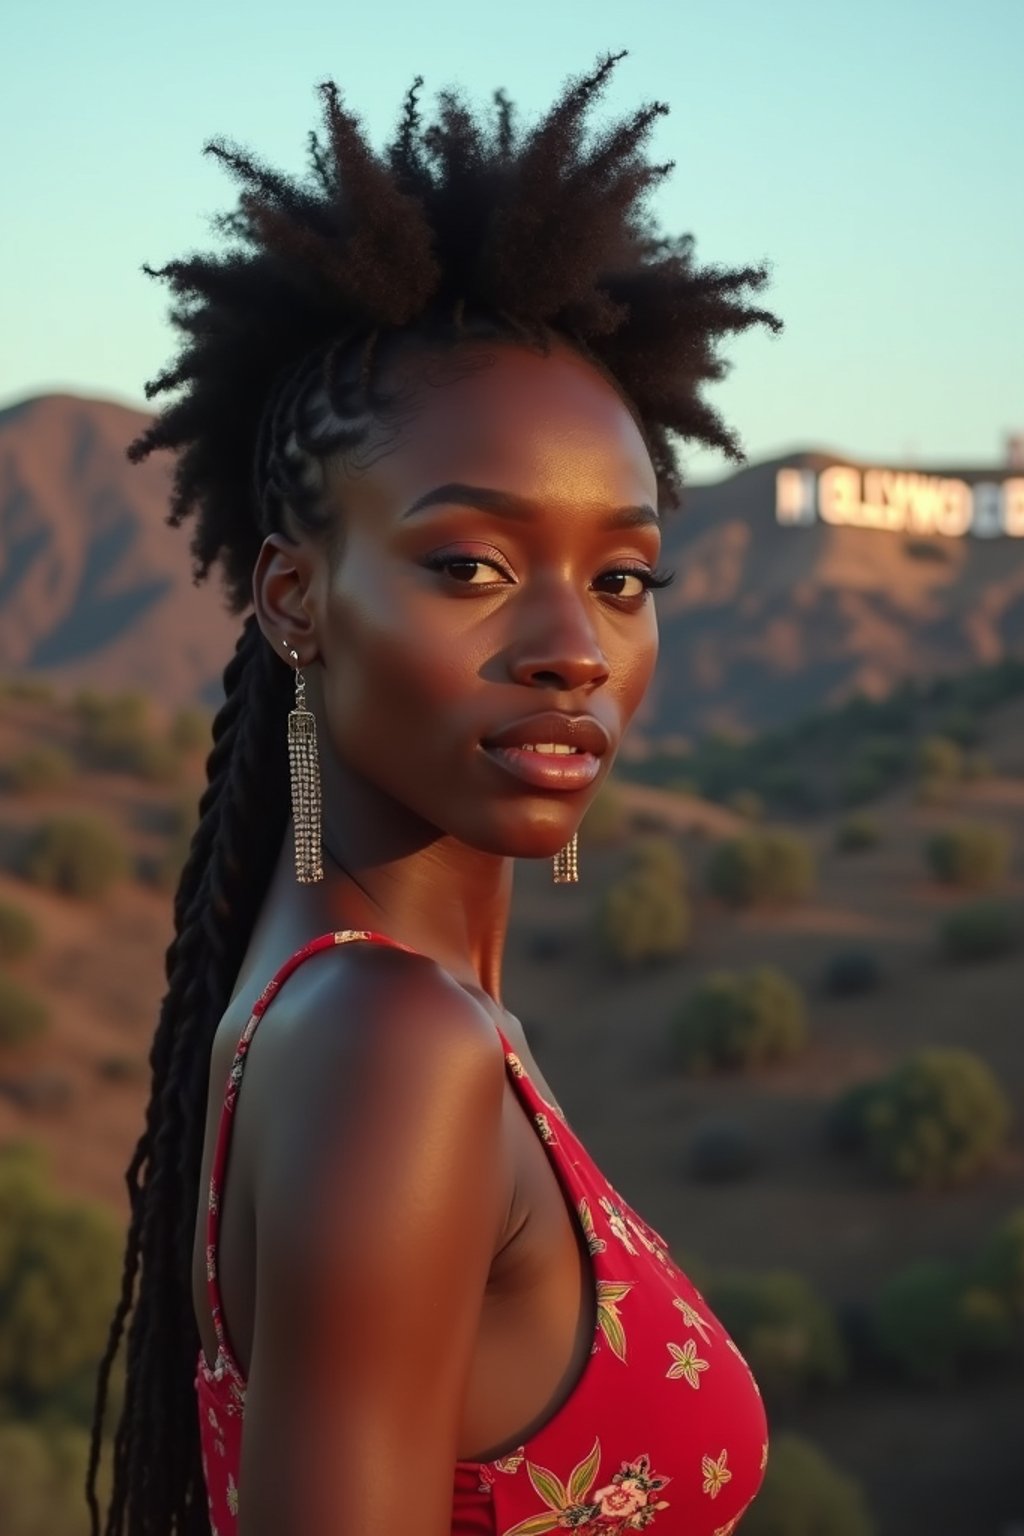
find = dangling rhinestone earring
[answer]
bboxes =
[283,641,323,884]
[552,831,579,884]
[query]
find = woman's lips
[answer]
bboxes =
[480,744,602,791]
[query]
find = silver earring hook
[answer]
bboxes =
[283,640,308,707]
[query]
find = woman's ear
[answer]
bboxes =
[251,532,322,668]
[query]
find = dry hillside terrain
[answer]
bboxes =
[0,680,1022,1533]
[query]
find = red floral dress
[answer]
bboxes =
[197,930,769,1535]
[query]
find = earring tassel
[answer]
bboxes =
[552,830,579,884]
[287,694,323,884]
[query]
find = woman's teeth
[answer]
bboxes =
[518,744,579,754]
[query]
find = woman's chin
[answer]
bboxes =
[477,824,583,863]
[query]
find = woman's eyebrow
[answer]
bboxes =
[401,482,659,530]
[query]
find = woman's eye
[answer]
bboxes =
[596,566,677,602]
[424,554,509,584]
[424,554,676,601]
[597,570,649,600]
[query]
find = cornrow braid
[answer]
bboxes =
[89,50,781,1534]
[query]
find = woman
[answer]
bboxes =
[87,52,780,1536]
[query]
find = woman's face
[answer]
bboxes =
[279,336,662,864]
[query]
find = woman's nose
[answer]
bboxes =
[506,586,611,693]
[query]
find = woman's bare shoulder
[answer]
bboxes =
[243,936,509,1213]
[235,941,510,1531]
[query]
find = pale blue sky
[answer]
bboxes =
[2,0,1021,481]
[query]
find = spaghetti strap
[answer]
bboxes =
[201,928,421,1383]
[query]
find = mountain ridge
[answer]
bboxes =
[1,392,1021,739]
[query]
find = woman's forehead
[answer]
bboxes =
[331,337,657,515]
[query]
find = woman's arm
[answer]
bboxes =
[237,946,509,1535]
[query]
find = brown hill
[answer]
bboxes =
[0,394,239,714]
[643,451,1024,743]
[2,395,1023,738]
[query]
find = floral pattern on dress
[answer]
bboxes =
[665,1338,710,1388]
[701,1450,732,1500]
[596,1281,634,1364]
[578,1198,607,1256]
[625,1214,670,1266]
[672,1295,713,1346]
[534,1112,557,1145]
[499,1440,671,1536]
[599,1196,640,1255]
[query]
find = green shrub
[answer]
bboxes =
[687,1118,760,1181]
[0,903,40,963]
[822,950,882,997]
[631,835,687,881]
[915,775,955,806]
[925,823,1011,889]
[74,688,144,733]
[838,762,885,807]
[168,705,211,753]
[864,1048,1011,1189]
[916,734,963,784]
[2,746,75,795]
[594,839,690,967]
[0,1148,125,1426]
[871,1259,1014,1386]
[705,1269,847,1399]
[20,815,129,899]
[971,1208,1024,1317]
[138,791,201,891]
[824,1080,882,1155]
[758,767,821,814]
[0,1419,114,1536]
[834,813,882,853]
[957,669,1015,710]
[860,736,910,778]
[956,1283,1020,1362]
[579,779,628,845]
[939,899,1019,962]
[740,1431,875,1536]
[938,709,983,748]
[0,975,50,1048]
[121,736,184,784]
[0,678,56,704]
[75,692,182,782]
[841,738,908,806]
[672,967,807,1075]
[706,830,815,908]
[924,676,956,707]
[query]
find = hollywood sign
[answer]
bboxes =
[776,466,1024,538]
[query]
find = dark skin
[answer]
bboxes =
[191,337,663,1532]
